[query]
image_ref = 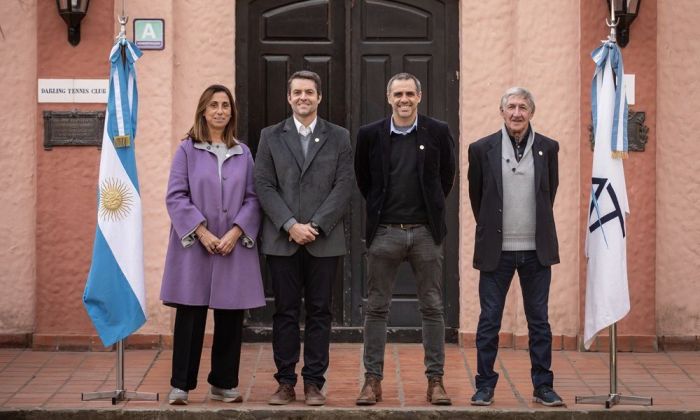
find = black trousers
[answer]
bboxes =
[170,305,244,391]
[267,247,339,387]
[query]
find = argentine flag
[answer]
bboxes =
[584,41,630,349]
[84,40,146,347]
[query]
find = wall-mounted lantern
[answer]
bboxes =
[56,0,90,47]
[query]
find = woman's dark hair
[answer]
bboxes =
[187,84,238,148]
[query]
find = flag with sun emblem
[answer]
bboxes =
[83,39,146,347]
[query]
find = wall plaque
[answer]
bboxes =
[589,110,649,152]
[43,110,105,150]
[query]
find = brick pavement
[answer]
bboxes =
[1,343,700,418]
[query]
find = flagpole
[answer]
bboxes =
[576,2,651,409]
[607,0,617,43]
[82,340,159,404]
[575,324,653,408]
[81,1,158,404]
[610,323,617,395]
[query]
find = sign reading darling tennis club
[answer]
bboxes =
[38,79,109,103]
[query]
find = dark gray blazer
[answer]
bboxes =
[467,129,560,271]
[254,117,354,257]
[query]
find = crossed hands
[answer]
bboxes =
[288,223,319,245]
[196,224,242,256]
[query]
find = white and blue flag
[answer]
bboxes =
[584,41,630,349]
[84,40,146,347]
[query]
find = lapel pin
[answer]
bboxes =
[419,145,425,150]
[225,153,231,158]
[538,150,543,156]
[314,138,320,143]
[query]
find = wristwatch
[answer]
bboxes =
[310,221,320,235]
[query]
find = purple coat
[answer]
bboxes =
[160,139,265,309]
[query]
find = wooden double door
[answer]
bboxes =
[236,0,460,340]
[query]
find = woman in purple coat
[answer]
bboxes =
[161,84,264,405]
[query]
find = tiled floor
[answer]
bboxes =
[1,343,699,413]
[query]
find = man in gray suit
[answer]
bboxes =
[254,70,354,406]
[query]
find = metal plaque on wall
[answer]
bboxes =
[589,110,649,152]
[43,110,105,150]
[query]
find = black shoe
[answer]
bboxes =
[533,385,564,407]
[470,387,494,406]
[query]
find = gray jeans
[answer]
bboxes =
[363,224,445,379]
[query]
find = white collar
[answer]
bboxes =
[293,116,317,134]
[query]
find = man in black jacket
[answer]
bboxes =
[354,73,456,406]
[467,87,563,407]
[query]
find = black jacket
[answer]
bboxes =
[467,129,560,271]
[355,115,456,246]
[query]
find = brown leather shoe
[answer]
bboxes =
[356,375,382,405]
[304,383,326,406]
[427,376,452,405]
[268,383,296,405]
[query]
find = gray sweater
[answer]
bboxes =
[501,126,536,251]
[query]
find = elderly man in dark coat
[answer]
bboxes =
[467,86,562,407]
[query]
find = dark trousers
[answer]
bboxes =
[171,305,244,391]
[267,247,339,387]
[475,250,554,390]
[363,225,445,379]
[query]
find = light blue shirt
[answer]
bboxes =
[389,116,418,135]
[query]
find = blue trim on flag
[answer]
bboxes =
[107,40,143,191]
[83,228,146,347]
[591,41,628,154]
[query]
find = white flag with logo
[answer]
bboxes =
[584,41,630,350]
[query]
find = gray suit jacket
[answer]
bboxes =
[254,117,354,257]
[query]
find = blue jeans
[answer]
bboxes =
[475,250,554,390]
[363,225,445,379]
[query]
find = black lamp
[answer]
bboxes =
[607,0,641,48]
[56,0,90,46]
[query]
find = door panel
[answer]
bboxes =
[363,1,431,40]
[238,0,346,155]
[262,1,331,40]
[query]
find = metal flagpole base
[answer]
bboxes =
[576,323,652,409]
[81,390,159,405]
[575,393,652,409]
[81,339,159,405]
